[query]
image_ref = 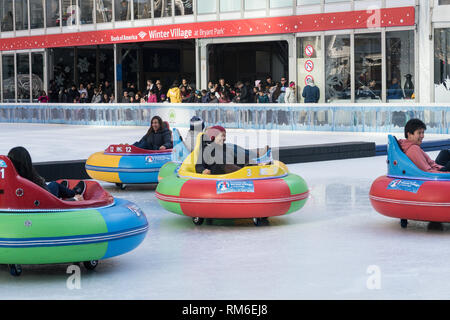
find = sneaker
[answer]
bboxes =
[73,181,86,196]
[60,180,69,189]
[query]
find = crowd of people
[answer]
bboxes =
[38,75,321,104]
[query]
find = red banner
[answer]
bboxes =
[0,6,414,51]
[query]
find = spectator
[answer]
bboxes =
[218,91,230,103]
[38,91,49,103]
[86,83,94,102]
[302,78,320,103]
[208,92,219,103]
[236,81,250,103]
[155,82,166,102]
[271,83,282,103]
[79,92,88,103]
[147,88,158,103]
[167,81,182,103]
[257,90,270,103]
[58,87,69,103]
[109,93,116,103]
[102,93,109,103]
[48,80,59,103]
[78,83,88,97]
[201,89,209,103]
[285,81,297,104]
[387,77,405,100]
[122,91,130,103]
[91,88,102,103]
[104,80,113,98]
[68,85,80,103]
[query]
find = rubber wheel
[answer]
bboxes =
[115,183,126,190]
[83,260,99,270]
[253,218,263,226]
[192,217,204,226]
[400,219,408,229]
[8,264,22,277]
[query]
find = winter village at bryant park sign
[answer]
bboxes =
[0,7,414,51]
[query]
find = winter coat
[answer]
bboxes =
[302,85,320,103]
[398,139,443,173]
[284,87,297,104]
[133,126,173,151]
[167,87,182,103]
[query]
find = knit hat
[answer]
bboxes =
[190,116,205,131]
[289,81,296,88]
[206,125,226,141]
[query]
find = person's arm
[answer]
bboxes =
[161,130,173,149]
[133,135,148,149]
[406,145,443,172]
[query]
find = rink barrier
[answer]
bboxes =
[1,103,450,133]
[376,139,450,156]
[33,142,376,180]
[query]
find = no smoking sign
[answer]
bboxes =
[304,60,314,73]
[304,45,314,57]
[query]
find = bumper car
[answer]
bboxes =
[156,133,309,226]
[0,156,148,276]
[370,135,450,228]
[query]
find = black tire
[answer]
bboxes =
[192,217,204,226]
[83,260,99,270]
[400,219,408,229]
[9,264,22,277]
[253,218,263,226]
[115,183,126,190]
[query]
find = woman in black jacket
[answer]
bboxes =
[133,116,173,150]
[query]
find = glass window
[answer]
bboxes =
[52,48,75,89]
[17,53,30,102]
[62,0,79,26]
[154,0,172,17]
[434,28,450,102]
[245,0,265,10]
[15,0,29,31]
[197,0,215,14]
[386,31,415,102]
[355,33,381,102]
[96,0,112,22]
[30,0,44,29]
[134,0,151,19]
[115,0,131,21]
[270,0,292,8]
[439,0,450,5]
[325,35,351,102]
[77,49,97,85]
[80,0,93,24]
[0,0,14,31]
[175,0,193,16]
[2,55,15,102]
[220,0,240,12]
[32,53,45,101]
[46,0,60,27]
[297,0,320,4]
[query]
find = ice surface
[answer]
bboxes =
[0,123,449,299]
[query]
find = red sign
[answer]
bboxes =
[305,75,314,86]
[0,7,414,51]
[304,60,314,72]
[305,45,314,57]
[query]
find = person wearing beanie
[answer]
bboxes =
[284,81,297,104]
[184,116,205,152]
[195,126,269,175]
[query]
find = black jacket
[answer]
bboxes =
[133,127,173,150]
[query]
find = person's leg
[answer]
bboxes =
[46,182,60,197]
[436,150,450,171]
[435,149,450,166]
[56,183,76,199]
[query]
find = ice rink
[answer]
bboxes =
[1,123,449,299]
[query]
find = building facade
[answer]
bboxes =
[0,0,447,104]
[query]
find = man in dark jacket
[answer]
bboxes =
[67,84,80,103]
[237,81,250,103]
[302,79,320,103]
[133,116,173,150]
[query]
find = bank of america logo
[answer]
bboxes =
[138,31,147,39]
